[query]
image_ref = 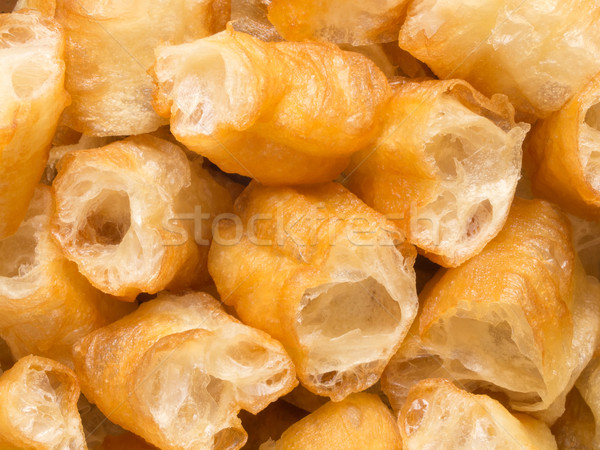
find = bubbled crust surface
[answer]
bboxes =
[346,78,528,267]
[0,10,69,239]
[0,186,133,366]
[262,393,401,450]
[152,27,390,184]
[526,74,600,219]
[73,292,297,450]
[209,182,418,400]
[51,135,232,298]
[267,0,409,45]
[399,379,557,449]
[398,0,600,119]
[55,0,226,136]
[383,198,600,419]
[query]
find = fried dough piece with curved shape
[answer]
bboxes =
[0,185,132,366]
[382,199,600,422]
[73,291,297,450]
[209,182,418,400]
[52,135,233,299]
[267,0,409,45]
[152,27,390,185]
[0,10,69,239]
[527,73,600,219]
[398,0,600,120]
[0,355,87,449]
[398,379,556,449]
[260,393,401,450]
[346,78,529,267]
[55,0,228,136]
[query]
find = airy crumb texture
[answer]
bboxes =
[382,199,600,422]
[55,0,227,136]
[152,26,390,185]
[346,78,529,267]
[398,379,557,449]
[209,182,418,400]
[51,135,233,299]
[0,10,69,239]
[0,355,86,449]
[260,393,401,450]
[0,185,133,366]
[73,292,297,450]
[267,0,410,45]
[398,0,600,119]
[526,73,600,218]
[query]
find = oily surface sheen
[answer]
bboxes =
[55,0,226,136]
[209,182,418,400]
[267,0,410,45]
[399,0,600,119]
[0,10,69,239]
[51,135,233,298]
[527,73,600,218]
[152,27,390,184]
[73,292,297,450]
[261,393,402,450]
[382,198,600,421]
[346,78,528,267]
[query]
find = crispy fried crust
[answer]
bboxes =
[13,0,56,16]
[267,0,409,45]
[399,379,557,449]
[0,185,133,366]
[152,26,390,185]
[260,393,401,450]
[73,291,297,450]
[0,10,69,239]
[55,0,228,136]
[209,182,418,400]
[526,73,600,218]
[0,355,86,449]
[51,135,233,298]
[382,199,600,421]
[346,78,528,267]
[398,0,600,119]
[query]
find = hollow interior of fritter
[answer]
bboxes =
[12,364,83,448]
[425,310,544,402]
[298,276,402,389]
[414,94,523,263]
[77,189,131,246]
[136,333,291,448]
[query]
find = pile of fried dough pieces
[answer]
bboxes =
[3,0,600,448]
